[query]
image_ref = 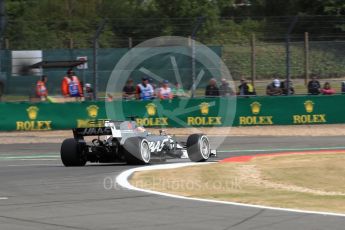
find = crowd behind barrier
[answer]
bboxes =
[5,64,345,103]
[117,74,345,101]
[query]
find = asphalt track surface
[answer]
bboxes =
[0,136,345,230]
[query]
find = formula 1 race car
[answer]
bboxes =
[60,119,216,166]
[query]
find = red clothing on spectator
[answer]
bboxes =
[61,76,70,97]
[320,88,336,95]
[61,76,83,97]
[36,80,48,97]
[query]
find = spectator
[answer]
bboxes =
[341,81,345,94]
[122,79,136,100]
[107,93,113,102]
[238,78,256,96]
[205,78,219,98]
[61,69,83,98]
[61,69,71,97]
[266,79,283,96]
[84,83,94,101]
[307,75,321,95]
[36,75,48,101]
[281,80,295,95]
[320,82,336,95]
[158,80,173,100]
[136,76,154,100]
[219,78,234,96]
[172,82,187,98]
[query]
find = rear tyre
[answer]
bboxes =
[187,134,210,162]
[60,138,87,167]
[123,137,150,165]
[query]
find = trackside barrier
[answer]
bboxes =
[0,95,344,131]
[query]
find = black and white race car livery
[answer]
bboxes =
[60,119,216,166]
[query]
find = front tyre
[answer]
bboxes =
[60,138,87,167]
[123,137,151,165]
[187,134,210,162]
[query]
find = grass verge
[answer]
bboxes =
[131,152,345,213]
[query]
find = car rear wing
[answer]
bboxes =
[73,127,112,139]
[72,120,125,139]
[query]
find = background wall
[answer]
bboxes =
[1,95,344,131]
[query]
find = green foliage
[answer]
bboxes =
[207,19,264,44]
[3,0,345,82]
[224,41,345,80]
[6,0,103,49]
[4,0,345,49]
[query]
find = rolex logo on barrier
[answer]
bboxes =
[293,100,326,124]
[250,102,261,115]
[187,102,222,126]
[199,102,209,115]
[27,106,39,120]
[77,105,103,128]
[16,106,52,131]
[87,105,99,118]
[136,103,168,126]
[146,103,157,116]
[304,100,314,113]
[239,101,273,126]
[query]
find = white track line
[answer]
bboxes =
[7,164,62,167]
[116,162,345,218]
[218,146,345,153]
[0,197,8,200]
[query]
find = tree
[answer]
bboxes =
[4,0,345,49]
